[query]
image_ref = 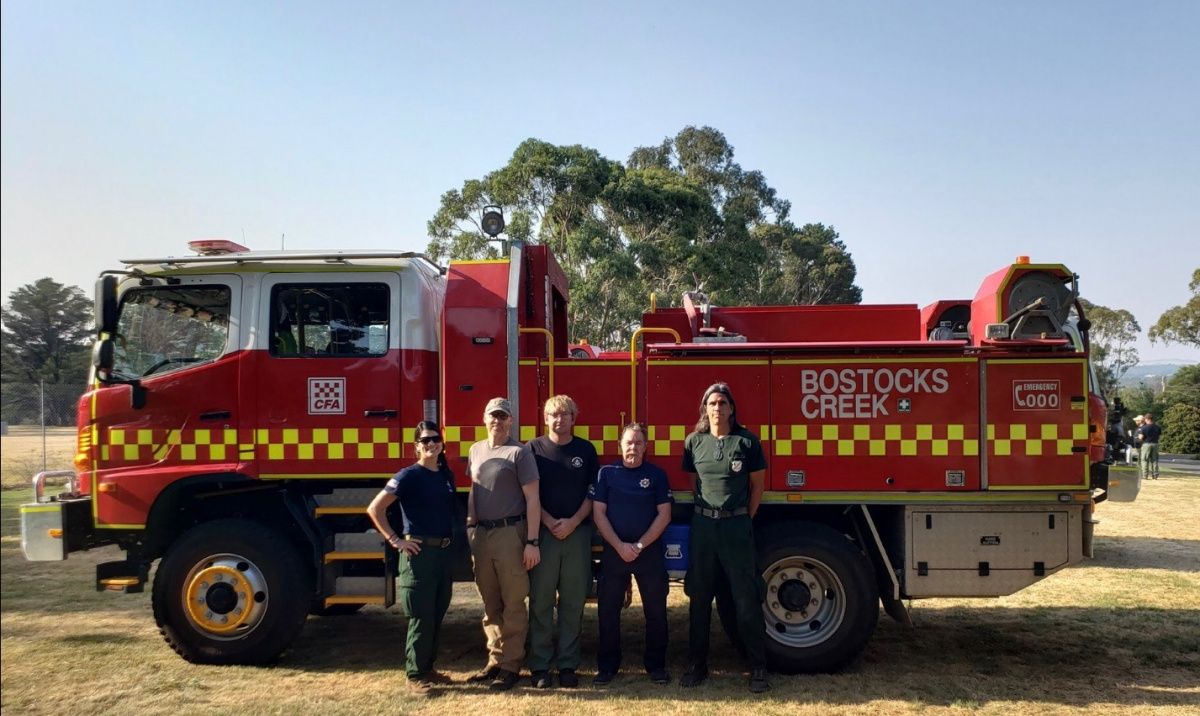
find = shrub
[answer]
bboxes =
[1160,403,1200,455]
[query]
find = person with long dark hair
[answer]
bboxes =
[367,421,456,697]
[680,382,770,693]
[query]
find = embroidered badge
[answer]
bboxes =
[731,460,743,472]
[639,477,650,488]
[571,456,584,468]
[386,478,400,491]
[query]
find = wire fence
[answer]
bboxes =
[1,382,86,428]
[0,382,85,488]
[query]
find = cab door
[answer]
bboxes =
[93,275,243,527]
[248,273,402,479]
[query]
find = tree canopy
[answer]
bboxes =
[1148,268,1200,349]
[427,127,861,348]
[1,278,92,385]
[1078,298,1140,399]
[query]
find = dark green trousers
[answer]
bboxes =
[684,514,766,668]
[527,523,592,671]
[399,544,453,679]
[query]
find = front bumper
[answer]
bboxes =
[20,471,114,561]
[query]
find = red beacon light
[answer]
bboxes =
[188,239,250,256]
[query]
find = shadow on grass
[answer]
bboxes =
[276,601,1200,708]
[57,633,139,645]
[1091,536,1200,571]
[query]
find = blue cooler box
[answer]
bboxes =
[661,523,689,579]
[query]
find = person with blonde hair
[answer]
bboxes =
[526,395,599,688]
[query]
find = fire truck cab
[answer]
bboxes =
[22,239,1116,673]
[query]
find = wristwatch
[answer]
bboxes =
[527,539,541,547]
[635,541,644,551]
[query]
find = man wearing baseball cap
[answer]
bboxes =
[464,397,542,691]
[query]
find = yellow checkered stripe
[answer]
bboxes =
[646,424,773,457]
[99,427,402,463]
[445,425,491,455]
[987,423,1088,457]
[771,424,981,457]
[573,424,622,455]
[648,424,689,457]
[453,424,624,455]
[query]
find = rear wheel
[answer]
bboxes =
[758,521,879,674]
[153,519,310,664]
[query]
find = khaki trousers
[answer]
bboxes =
[468,521,529,673]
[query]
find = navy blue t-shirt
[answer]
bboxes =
[593,461,672,542]
[1137,423,1162,444]
[384,464,455,537]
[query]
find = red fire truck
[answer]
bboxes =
[21,235,1123,673]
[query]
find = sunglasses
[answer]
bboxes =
[417,435,444,445]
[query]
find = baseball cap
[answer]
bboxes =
[485,397,512,416]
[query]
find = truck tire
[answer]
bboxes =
[757,521,879,674]
[152,519,310,665]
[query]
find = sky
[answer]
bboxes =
[2,1,1197,364]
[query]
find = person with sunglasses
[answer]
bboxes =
[680,382,770,693]
[367,421,456,698]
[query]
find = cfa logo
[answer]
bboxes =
[310,378,346,414]
[1013,380,1060,411]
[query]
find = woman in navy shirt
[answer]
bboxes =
[367,421,457,697]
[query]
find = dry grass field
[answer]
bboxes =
[2,467,1197,716]
[0,426,76,490]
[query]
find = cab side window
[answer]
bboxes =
[270,283,389,357]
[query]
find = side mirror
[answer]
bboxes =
[92,338,146,409]
[93,337,115,376]
[95,275,119,335]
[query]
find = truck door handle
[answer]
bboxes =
[200,411,232,420]
[364,410,398,418]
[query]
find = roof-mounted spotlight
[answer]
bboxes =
[481,205,505,238]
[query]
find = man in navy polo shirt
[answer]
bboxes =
[592,423,673,686]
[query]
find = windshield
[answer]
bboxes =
[112,285,232,379]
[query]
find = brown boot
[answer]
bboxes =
[425,670,454,685]
[467,665,500,683]
[408,678,436,698]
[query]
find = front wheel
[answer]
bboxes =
[758,521,879,674]
[152,519,311,665]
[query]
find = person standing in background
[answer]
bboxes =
[1136,414,1162,480]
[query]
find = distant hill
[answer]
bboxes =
[1120,363,1189,388]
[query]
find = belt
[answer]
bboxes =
[695,505,749,519]
[476,515,525,530]
[405,535,452,548]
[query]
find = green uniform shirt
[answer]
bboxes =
[681,427,767,511]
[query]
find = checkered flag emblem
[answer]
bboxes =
[309,378,346,414]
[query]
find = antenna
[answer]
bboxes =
[281,233,285,250]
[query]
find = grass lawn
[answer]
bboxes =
[2,468,1197,715]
